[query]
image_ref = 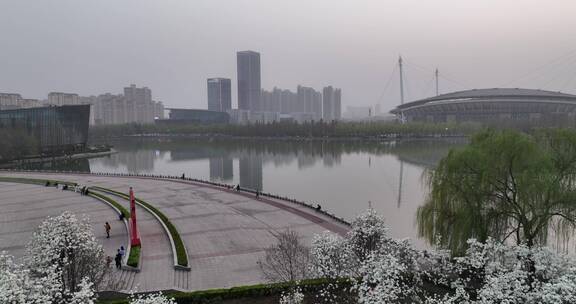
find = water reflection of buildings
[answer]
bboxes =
[297,153,317,169]
[239,153,263,191]
[209,157,233,181]
[98,150,157,173]
[322,152,341,167]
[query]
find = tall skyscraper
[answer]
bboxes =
[323,86,335,121]
[207,78,232,112]
[237,51,261,112]
[334,88,342,120]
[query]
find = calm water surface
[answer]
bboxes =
[28,138,467,248]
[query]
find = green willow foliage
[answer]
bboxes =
[0,128,39,162]
[89,121,480,141]
[418,129,576,255]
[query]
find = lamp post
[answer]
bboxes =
[129,187,141,246]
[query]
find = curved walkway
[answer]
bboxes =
[0,172,350,292]
[0,182,127,263]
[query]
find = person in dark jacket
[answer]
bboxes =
[115,250,122,269]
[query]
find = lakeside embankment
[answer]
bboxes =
[89,121,480,143]
[120,132,468,142]
[0,148,117,168]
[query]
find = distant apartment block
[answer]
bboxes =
[0,93,23,110]
[48,92,80,106]
[334,88,342,120]
[253,85,340,124]
[322,86,342,121]
[207,78,232,112]
[0,93,42,110]
[237,51,261,111]
[124,84,154,123]
[297,85,322,121]
[90,85,164,125]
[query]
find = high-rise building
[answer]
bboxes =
[296,85,322,121]
[334,88,342,120]
[124,84,153,123]
[312,91,322,121]
[322,86,342,121]
[0,93,23,110]
[93,93,126,125]
[261,89,273,112]
[237,51,261,111]
[323,86,335,121]
[280,89,297,114]
[207,78,232,112]
[48,92,79,106]
[154,101,165,119]
[269,87,282,113]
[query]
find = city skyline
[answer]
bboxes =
[2,1,576,112]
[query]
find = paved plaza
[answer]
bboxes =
[0,172,349,292]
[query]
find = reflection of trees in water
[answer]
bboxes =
[99,138,468,196]
[97,150,156,173]
[107,137,466,170]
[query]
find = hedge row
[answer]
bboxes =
[88,190,130,219]
[0,176,77,187]
[91,186,188,267]
[127,245,140,267]
[99,278,351,304]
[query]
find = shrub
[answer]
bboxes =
[127,245,140,267]
[91,186,188,267]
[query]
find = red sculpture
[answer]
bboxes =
[129,187,141,246]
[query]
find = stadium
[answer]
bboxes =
[390,88,576,125]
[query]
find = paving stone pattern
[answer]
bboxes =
[0,172,349,292]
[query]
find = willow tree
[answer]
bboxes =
[418,129,576,254]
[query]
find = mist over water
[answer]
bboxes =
[82,138,463,248]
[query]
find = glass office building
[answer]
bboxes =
[0,105,90,155]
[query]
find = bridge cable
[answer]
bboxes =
[501,48,576,87]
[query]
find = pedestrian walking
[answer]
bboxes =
[106,255,112,268]
[105,222,111,238]
[115,250,122,269]
[256,191,260,199]
[119,246,125,257]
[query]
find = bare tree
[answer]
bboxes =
[258,230,310,282]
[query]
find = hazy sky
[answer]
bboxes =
[1,0,576,111]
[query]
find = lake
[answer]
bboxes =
[22,137,467,249]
